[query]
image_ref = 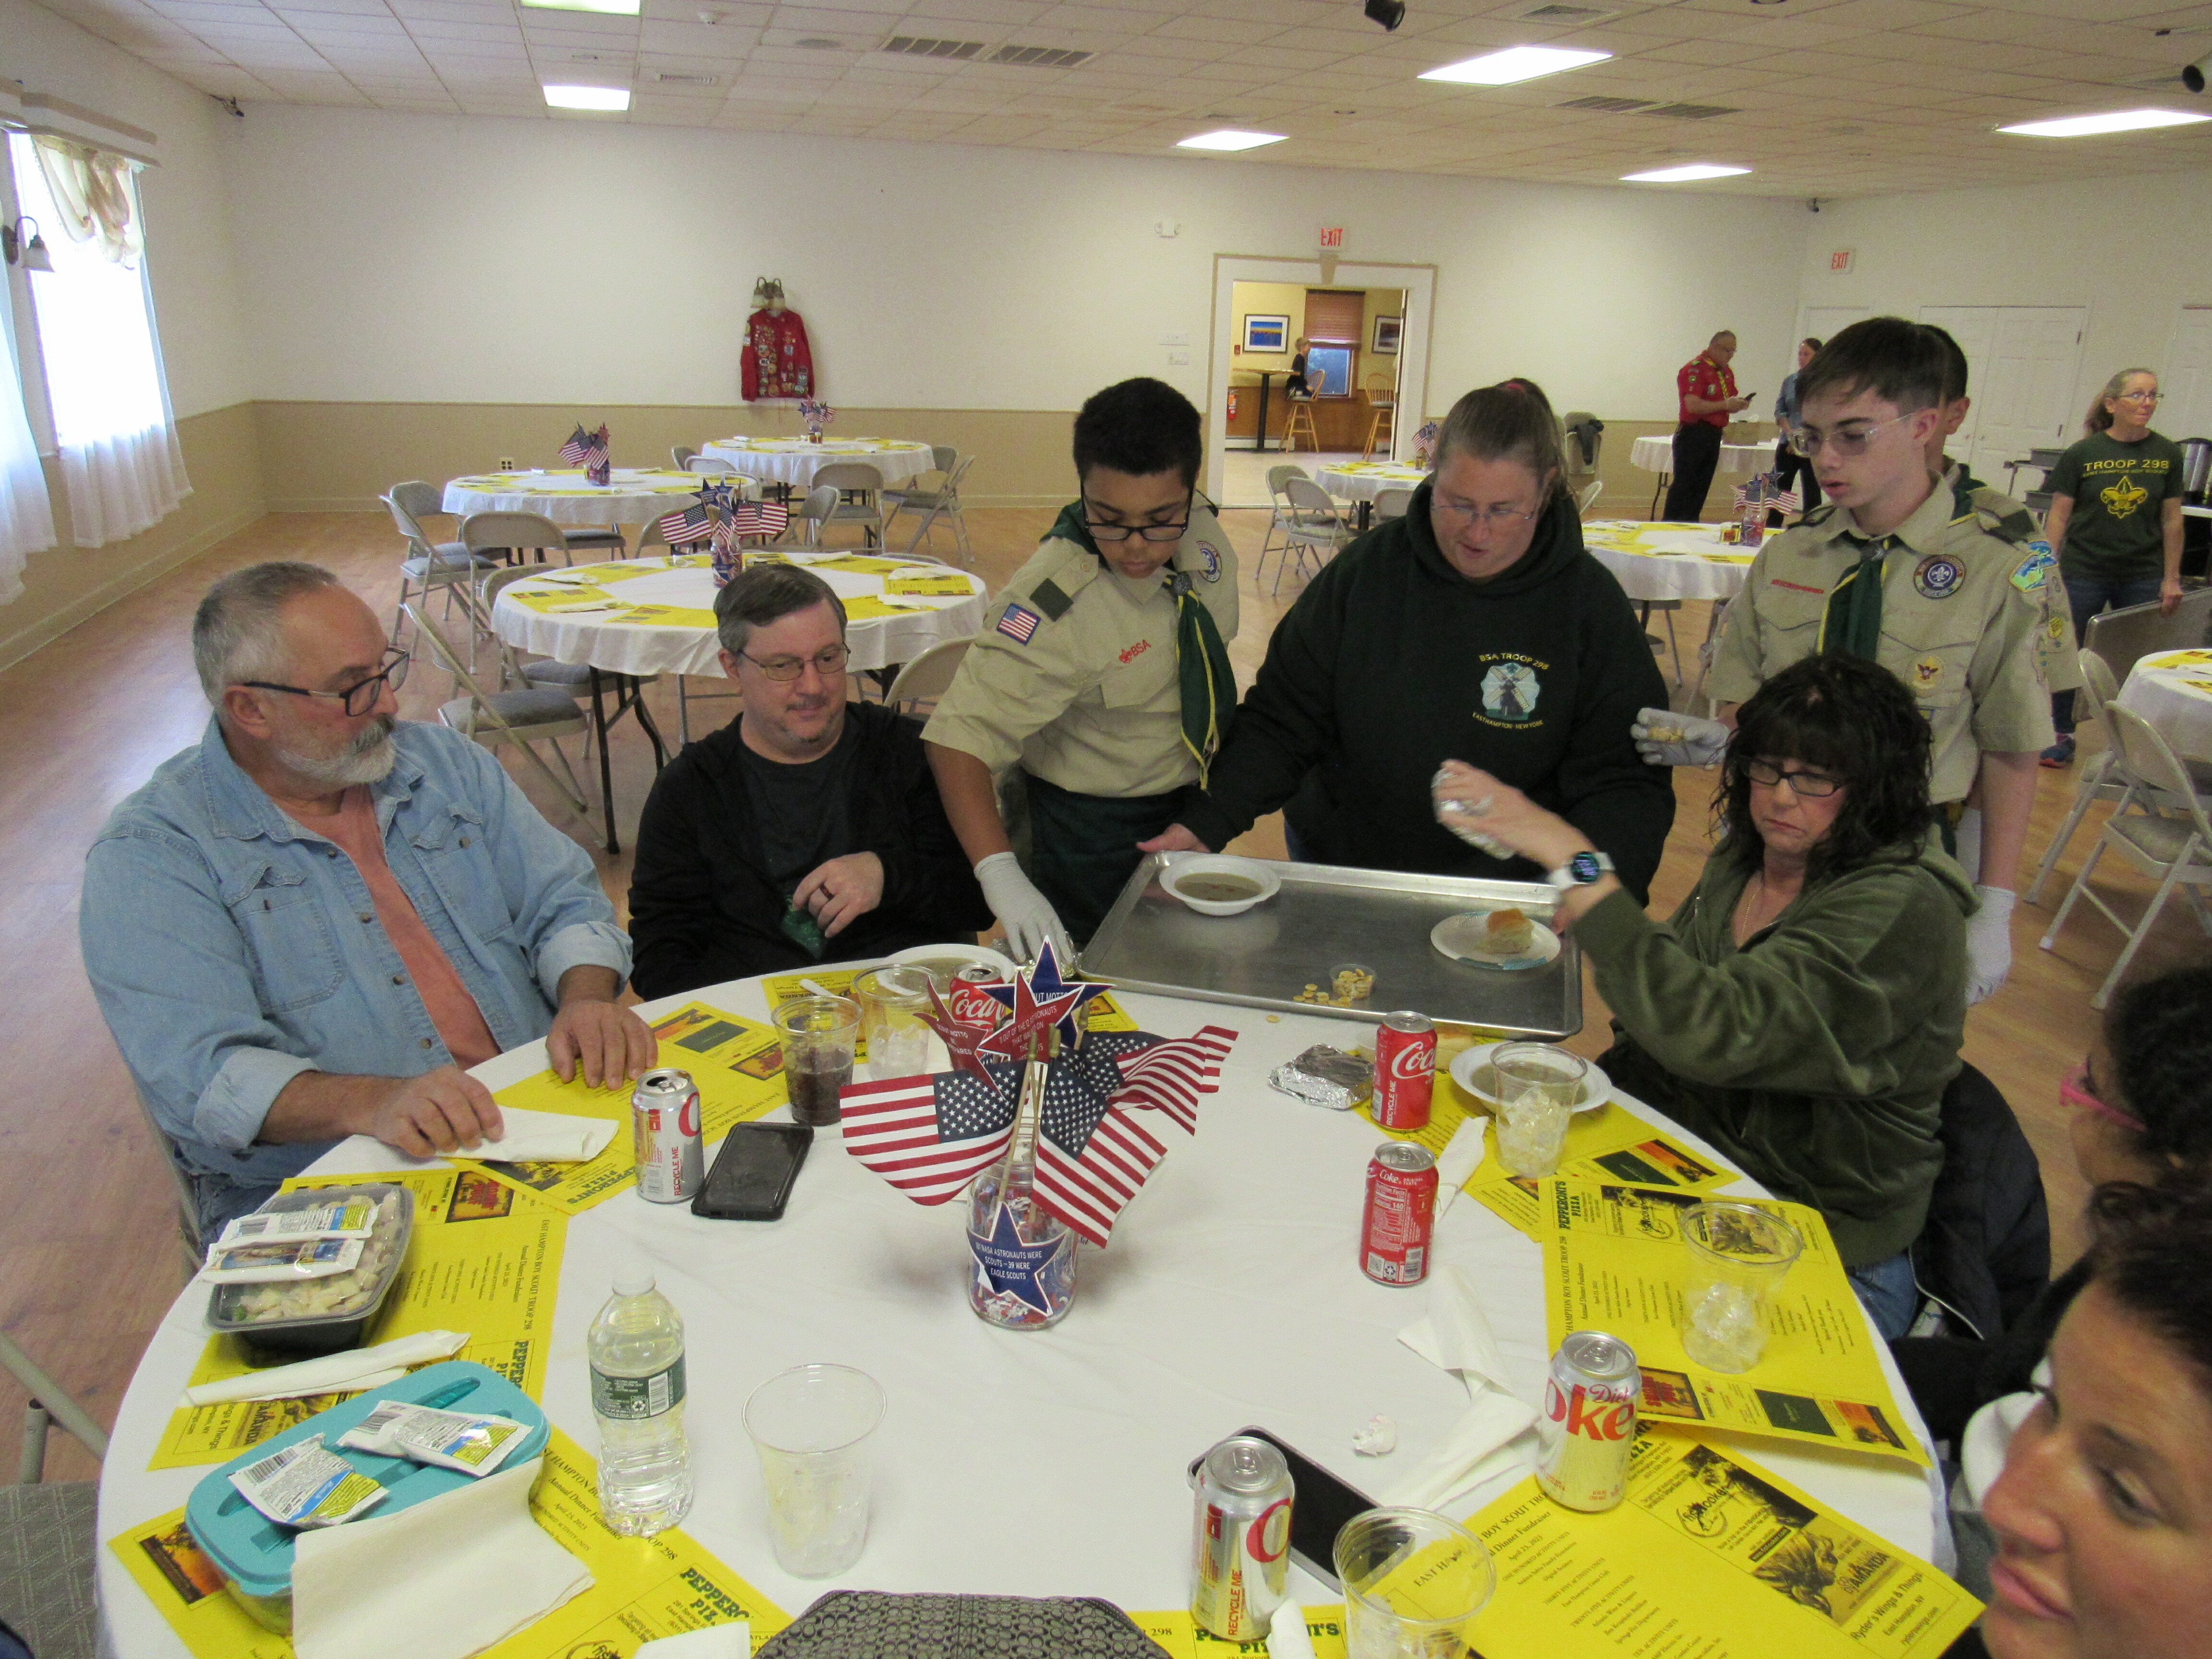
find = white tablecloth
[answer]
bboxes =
[2117,648,2212,761]
[1313,462,1428,503]
[96,977,1944,1653]
[1581,519,1758,603]
[442,469,709,526]
[697,439,937,490]
[491,554,986,678]
[1628,434,1776,478]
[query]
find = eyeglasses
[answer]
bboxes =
[1431,498,1540,529]
[1742,758,1843,797]
[239,649,409,716]
[2114,390,2164,405]
[1082,498,1191,543]
[739,643,850,682]
[1786,411,1917,458]
[2061,1059,2146,1132]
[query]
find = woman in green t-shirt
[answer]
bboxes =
[2041,367,2188,767]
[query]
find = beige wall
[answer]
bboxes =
[1229,282,1307,378]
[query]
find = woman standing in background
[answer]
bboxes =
[1769,337,1822,525]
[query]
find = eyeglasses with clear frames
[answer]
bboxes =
[740,643,851,682]
[2113,389,2164,405]
[1431,497,1540,529]
[239,649,410,717]
[1785,410,1917,458]
[1742,758,1842,797]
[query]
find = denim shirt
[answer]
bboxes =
[81,717,630,1192]
[1775,370,1803,433]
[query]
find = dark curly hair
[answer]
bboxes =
[2104,965,2212,1167]
[1717,653,1935,880]
[2084,1175,2212,1389]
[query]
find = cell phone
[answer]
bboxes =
[691,1122,813,1221]
[1187,1426,1377,1592]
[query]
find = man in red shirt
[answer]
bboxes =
[1661,330,1752,521]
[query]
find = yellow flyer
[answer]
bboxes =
[1541,1180,1926,1467]
[884,571,974,596]
[607,603,720,628]
[457,1002,787,1215]
[111,1427,787,1659]
[149,1167,565,1469]
[512,587,612,613]
[1467,1433,1979,1658]
[761,971,1141,1045]
[840,595,905,620]
[1126,1606,1348,1657]
[1465,1106,1736,1238]
[811,554,905,575]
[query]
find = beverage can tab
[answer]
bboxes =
[228,1434,389,1528]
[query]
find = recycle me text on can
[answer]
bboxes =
[632,1069,704,1203]
[1190,1435,1293,1641]
[1372,1010,1436,1131]
[1536,1329,1640,1512]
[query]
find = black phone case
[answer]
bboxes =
[691,1121,814,1221]
[1189,1425,1377,1592]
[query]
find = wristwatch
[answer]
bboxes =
[1545,850,1614,893]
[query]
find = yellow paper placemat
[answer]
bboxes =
[604,604,721,629]
[1540,1178,1926,1466]
[449,1003,787,1215]
[112,1426,788,1659]
[149,1168,565,1469]
[512,587,613,613]
[1460,1098,1736,1238]
[810,555,906,575]
[568,562,661,584]
[1125,1607,1349,1656]
[1465,1433,1978,1659]
[885,572,974,596]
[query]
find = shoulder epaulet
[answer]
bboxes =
[1799,503,1839,529]
[1010,541,1099,622]
[1970,486,2041,548]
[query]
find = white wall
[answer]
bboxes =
[217,103,1814,421]
[0,0,253,419]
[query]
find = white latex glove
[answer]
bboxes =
[1967,885,2015,1005]
[1631,708,1730,769]
[974,851,1073,967]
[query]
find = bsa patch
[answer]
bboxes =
[1913,554,1964,601]
[996,602,1041,645]
[1479,660,1541,724]
[2012,542,2057,594]
[1196,541,1224,582]
[1911,655,1944,695]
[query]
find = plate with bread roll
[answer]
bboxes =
[1429,903,1560,971]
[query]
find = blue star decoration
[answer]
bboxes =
[982,941,1109,1047]
[968,1196,1061,1316]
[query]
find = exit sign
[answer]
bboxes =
[1319,225,1345,249]
[1830,248,1855,273]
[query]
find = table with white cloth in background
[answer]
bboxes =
[1582,520,1755,705]
[1627,433,1777,520]
[441,468,713,528]
[493,553,986,850]
[696,438,938,493]
[96,972,1948,1658]
[1313,461,1428,530]
[2116,648,2212,761]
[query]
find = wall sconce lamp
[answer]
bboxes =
[2,217,53,272]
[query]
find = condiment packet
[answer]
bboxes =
[199,1236,366,1284]
[337,1400,531,1478]
[229,1435,388,1528]
[214,1198,379,1249]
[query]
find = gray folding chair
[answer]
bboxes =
[2083,589,2212,683]
[671,445,697,469]
[1275,477,1348,594]
[460,508,580,570]
[404,601,595,832]
[791,484,842,549]
[385,488,496,653]
[1372,487,1416,523]
[886,636,974,717]
[1254,464,1310,589]
[811,462,886,547]
[0,1334,105,1659]
[1577,478,1605,515]
[880,448,973,564]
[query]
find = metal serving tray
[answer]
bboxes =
[1080,854,1582,1039]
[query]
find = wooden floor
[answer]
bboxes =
[1,506,2188,1483]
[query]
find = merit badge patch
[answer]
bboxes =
[1913,554,1965,601]
[2011,543,2057,594]
[996,602,1041,644]
[1197,541,1224,582]
[1479,660,1541,724]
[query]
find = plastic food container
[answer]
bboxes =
[205,1184,415,1360]
[184,1360,549,1634]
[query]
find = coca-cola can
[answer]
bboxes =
[947,968,1008,1031]
[1360,1142,1437,1286]
[1536,1329,1640,1512]
[632,1068,704,1203]
[1373,1010,1436,1131]
[1190,1435,1293,1641]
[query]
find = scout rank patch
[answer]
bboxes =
[1913,554,1964,601]
[1911,655,1944,695]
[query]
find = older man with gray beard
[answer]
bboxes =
[80,561,654,1234]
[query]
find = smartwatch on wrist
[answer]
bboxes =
[1545,850,1614,893]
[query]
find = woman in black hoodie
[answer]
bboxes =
[1151,379,1674,901]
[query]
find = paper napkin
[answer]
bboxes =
[184,1330,470,1407]
[636,1626,753,1659]
[1385,1268,1538,1514]
[1433,1115,1488,1215]
[444,1106,619,1166]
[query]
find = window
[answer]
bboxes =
[1304,345,1354,398]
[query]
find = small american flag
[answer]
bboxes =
[558,424,592,465]
[840,1060,1024,1204]
[1734,476,1802,517]
[1032,1028,1234,1246]
[997,602,1041,644]
[728,501,790,539]
[658,504,716,546]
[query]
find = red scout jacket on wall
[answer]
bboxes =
[744,308,815,400]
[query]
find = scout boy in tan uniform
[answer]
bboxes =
[925,378,1238,960]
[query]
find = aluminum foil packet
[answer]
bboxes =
[1269,1045,1375,1112]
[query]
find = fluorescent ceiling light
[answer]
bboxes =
[1623,162,1751,182]
[1997,108,2211,138]
[1177,129,1286,151]
[1420,46,1611,86]
[543,84,632,110]
[522,0,641,13]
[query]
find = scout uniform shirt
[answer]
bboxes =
[1709,474,2057,803]
[1678,351,1737,429]
[924,505,1240,798]
[1945,460,2083,698]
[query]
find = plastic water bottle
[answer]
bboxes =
[588,1271,694,1536]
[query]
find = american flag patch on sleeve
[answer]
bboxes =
[996,603,1042,644]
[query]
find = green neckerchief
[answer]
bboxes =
[1047,501,1236,783]
[1818,533,1891,658]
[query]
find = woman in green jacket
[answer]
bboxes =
[1431,652,1975,1339]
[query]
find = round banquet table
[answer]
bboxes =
[442,468,713,526]
[696,438,937,491]
[1580,519,1757,604]
[1312,461,1428,504]
[1627,434,1776,479]
[96,975,1947,1653]
[2116,648,2212,761]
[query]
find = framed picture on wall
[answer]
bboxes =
[1372,315,1403,355]
[1243,314,1290,353]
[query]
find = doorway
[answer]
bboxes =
[1918,305,2087,485]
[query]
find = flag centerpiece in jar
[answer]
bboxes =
[798,398,834,444]
[660,480,791,586]
[840,945,1236,1330]
[561,422,613,487]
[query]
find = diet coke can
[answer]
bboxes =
[632,1068,704,1203]
[1536,1330,1640,1512]
[1373,1011,1436,1130]
[1360,1142,1437,1286]
[1190,1435,1293,1641]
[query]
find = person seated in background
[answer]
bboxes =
[1287,338,1316,398]
[1146,378,1673,902]
[628,564,990,997]
[1976,1174,2212,1659]
[80,563,654,1235]
[1433,652,1972,1338]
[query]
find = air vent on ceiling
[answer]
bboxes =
[1640,102,1740,120]
[655,71,720,85]
[1515,3,1620,20]
[988,43,1093,69]
[880,35,986,60]
[1558,94,1654,112]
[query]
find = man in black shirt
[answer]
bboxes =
[627,565,991,996]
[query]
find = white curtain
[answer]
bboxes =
[8,132,187,547]
[0,276,56,600]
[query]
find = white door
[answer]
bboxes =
[1918,306,1997,455]
[1918,305,2085,481]
[2162,306,2212,441]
